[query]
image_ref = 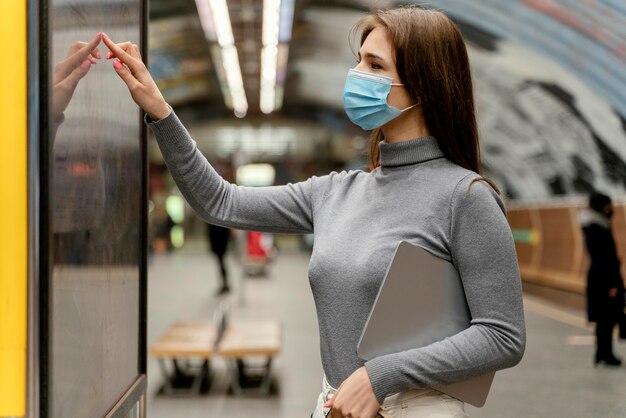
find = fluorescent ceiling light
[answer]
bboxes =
[260,0,295,114]
[223,45,248,117]
[237,164,276,187]
[194,0,248,117]
[274,45,289,110]
[260,45,277,114]
[262,0,281,46]
[194,0,217,42]
[208,0,235,46]
[261,0,280,113]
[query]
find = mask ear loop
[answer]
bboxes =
[400,103,419,112]
[389,83,422,110]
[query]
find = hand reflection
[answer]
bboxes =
[52,33,102,123]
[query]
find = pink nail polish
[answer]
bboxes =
[81,60,91,69]
[102,33,108,38]
[113,60,123,70]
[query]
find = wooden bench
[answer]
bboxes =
[149,322,217,395]
[217,320,282,395]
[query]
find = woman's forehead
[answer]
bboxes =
[360,26,393,61]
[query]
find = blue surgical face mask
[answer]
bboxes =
[342,68,417,130]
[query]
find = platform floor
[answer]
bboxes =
[146,244,626,418]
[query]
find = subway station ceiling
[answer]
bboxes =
[148,0,626,202]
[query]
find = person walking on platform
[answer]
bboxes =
[103,5,525,417]
[581,192,624,367]
[206,223,231,295]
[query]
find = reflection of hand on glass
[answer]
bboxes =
[52,33,102,123]
[101,34,171,121]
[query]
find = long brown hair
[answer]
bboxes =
[354,6,498,192]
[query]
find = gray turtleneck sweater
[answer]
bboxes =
[147,111,526,404]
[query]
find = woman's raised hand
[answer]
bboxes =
[101,34,171,121]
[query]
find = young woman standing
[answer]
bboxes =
[103,6,525,417]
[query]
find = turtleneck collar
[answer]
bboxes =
[378,136,444,168]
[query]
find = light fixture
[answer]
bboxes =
[194,0,216,42]
[222,45,248,117]
[194,0,248,117]
[262,0,281,46]
[208,0,234,46]
[260,0,280,114]
[260,45,277,114]
[236,164,276,187]
[260,0,295,114]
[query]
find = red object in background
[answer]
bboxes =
[245,231,274,276]
[247,231,268,259]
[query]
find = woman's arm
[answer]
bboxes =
[148,111,314,233]
[103,34,315,233]
[364,174,526,403]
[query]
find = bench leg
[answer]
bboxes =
[159,358,211,395]
[259,358,273,395]
[190,360,210,395]
[158,358,174,395]
[227,357,274,395]
[227,359,244,395]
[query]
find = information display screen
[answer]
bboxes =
[49,1,144,416]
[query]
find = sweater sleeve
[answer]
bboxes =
[364,174,526,403]
[147,110,314,234]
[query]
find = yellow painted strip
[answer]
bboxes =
[523,296,592,331]
[564,335,594,346]
[0,0,27,415]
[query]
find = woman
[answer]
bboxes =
[103,5,525,417]
[581,192,624,367]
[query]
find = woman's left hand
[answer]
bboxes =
[325,367,380,418]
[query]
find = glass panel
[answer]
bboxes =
[49,1,142,417]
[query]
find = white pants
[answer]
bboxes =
[312,375,468,418]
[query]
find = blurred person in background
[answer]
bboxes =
[206,223,231,295]
[103,5,525,417]
[581,192,625,367]
[151,195,175,253]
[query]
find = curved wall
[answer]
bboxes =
[508,202,626,294]
[421,0,626,119]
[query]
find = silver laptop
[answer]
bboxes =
[357,241,495,407]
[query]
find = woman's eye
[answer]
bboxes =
[371,63,382,70]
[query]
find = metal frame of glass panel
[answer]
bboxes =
[27,0,148,416]
[27,0,42,415]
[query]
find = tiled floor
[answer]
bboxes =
[146,244,626,417]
